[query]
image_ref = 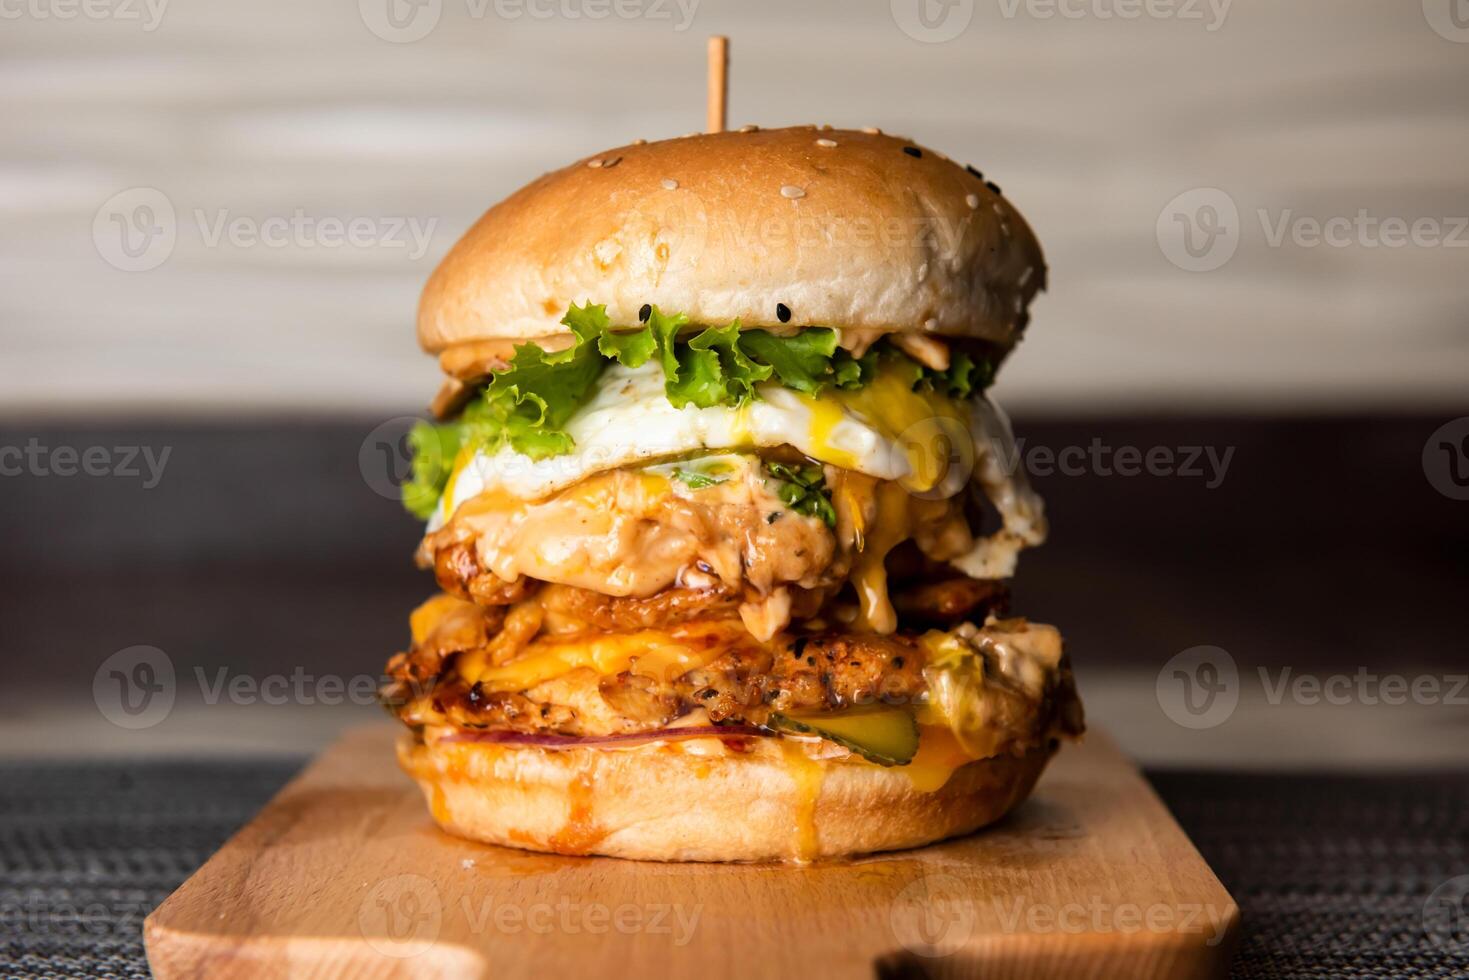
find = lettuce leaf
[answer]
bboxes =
[401,420,460,520]
[737,328,837,393]
[567,302,656,368]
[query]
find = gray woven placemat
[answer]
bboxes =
[2,761,1466,978]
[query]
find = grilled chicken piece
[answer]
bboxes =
[893,577,1010,625]
[539,582,743,632]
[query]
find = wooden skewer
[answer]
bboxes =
[706,35,729,133]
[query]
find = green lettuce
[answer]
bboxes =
[401,420,461,520]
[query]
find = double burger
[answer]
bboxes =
[382,125,1083,862]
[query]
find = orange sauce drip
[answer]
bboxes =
[428,781,451,824]
[781,741,824,862]
[547,770,608,855]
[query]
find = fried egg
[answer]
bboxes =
[431,361,1046,575]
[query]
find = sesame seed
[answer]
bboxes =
[776,303,791,323]
[638,303,652,322]
[966,164,983,179]
[780,185,806,199]
[815,138,837,148]
[818,124,833,131]
[740,124,759,133]
[632,138,647,145]
[986,180,1002,195]
[902,146,922,158]
[661,178,678,190]
[862,126,881,134]
[587,159,603,169]
[965,193,980,209]
[602,156,622,168]
[1019,266,1034,285]
[924,318,939,331]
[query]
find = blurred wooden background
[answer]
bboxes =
[1,0,1467,415]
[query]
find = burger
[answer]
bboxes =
[381,125,1083,862]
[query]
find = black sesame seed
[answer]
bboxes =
[766,512,781,524]
[776,302,791,323]
[638,303,651,322]
[986,180,1002,195]
[902,146,922,158]
[966,164,983,179]
[893,656,905,669]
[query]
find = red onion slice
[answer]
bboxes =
[441,724,766,749]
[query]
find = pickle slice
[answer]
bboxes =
[769,706,920,766]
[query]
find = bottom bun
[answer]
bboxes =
[398,734,1057,862]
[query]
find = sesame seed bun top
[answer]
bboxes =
[417,126,1046,357]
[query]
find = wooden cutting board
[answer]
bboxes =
[144,726,1238,979]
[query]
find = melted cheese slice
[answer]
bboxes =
[455,620,749,693]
